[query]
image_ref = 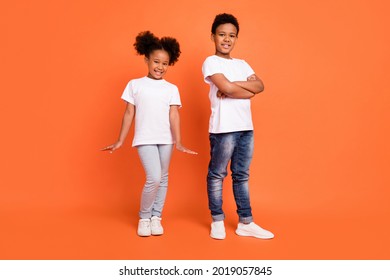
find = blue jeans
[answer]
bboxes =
[207,130,254,223]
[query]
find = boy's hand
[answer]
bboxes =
[216,90,227,98]
[247,74,257,81]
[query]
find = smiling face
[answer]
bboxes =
[145,49,170,80]
[212,23,238,59]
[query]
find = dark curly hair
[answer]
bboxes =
[133,31,181,65]
[211,13,239,36]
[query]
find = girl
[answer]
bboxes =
[102,31,196,237]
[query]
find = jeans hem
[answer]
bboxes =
[211,214,225,222]
[239,216,253,224]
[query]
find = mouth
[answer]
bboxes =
[221,44,230,49]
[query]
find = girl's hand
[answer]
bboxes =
[175,143,198,155]
[101,141,123,154]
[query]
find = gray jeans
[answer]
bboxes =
[137,144,173,219]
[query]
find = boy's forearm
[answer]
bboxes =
[234,80,264,94]
[209,73,256,99]
[221,83,255,99]
[211,75,253,99]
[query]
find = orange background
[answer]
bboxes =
[1,0,389,259]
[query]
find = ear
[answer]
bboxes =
[211,33,215,42]
[144,56,149,63]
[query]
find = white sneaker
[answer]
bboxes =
[236,222,274,239]
[210,221,226,240]
[150,216,164,235]
[137,219,151,237]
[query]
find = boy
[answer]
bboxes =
[202,13,274,240]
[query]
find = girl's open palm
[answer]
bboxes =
[176,143,197,155]
[101,141,123,153]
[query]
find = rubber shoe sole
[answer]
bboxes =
[235,223,274,239]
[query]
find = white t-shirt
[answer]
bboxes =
[202,55,255,133]
[121,76,181,147]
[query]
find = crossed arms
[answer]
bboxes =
[208,73,264,99]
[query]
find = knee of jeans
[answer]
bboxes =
[232,172,249,183]
[207,176,224,188]
[208,187,223,200]
[208,169,227,181]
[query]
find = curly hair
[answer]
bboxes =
[211,13,239,36]
[133,31,181,65]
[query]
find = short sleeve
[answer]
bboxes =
[202,56,222,84]
[121,81,135,104]
[242,60,255,78]
[170,85,182,107]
